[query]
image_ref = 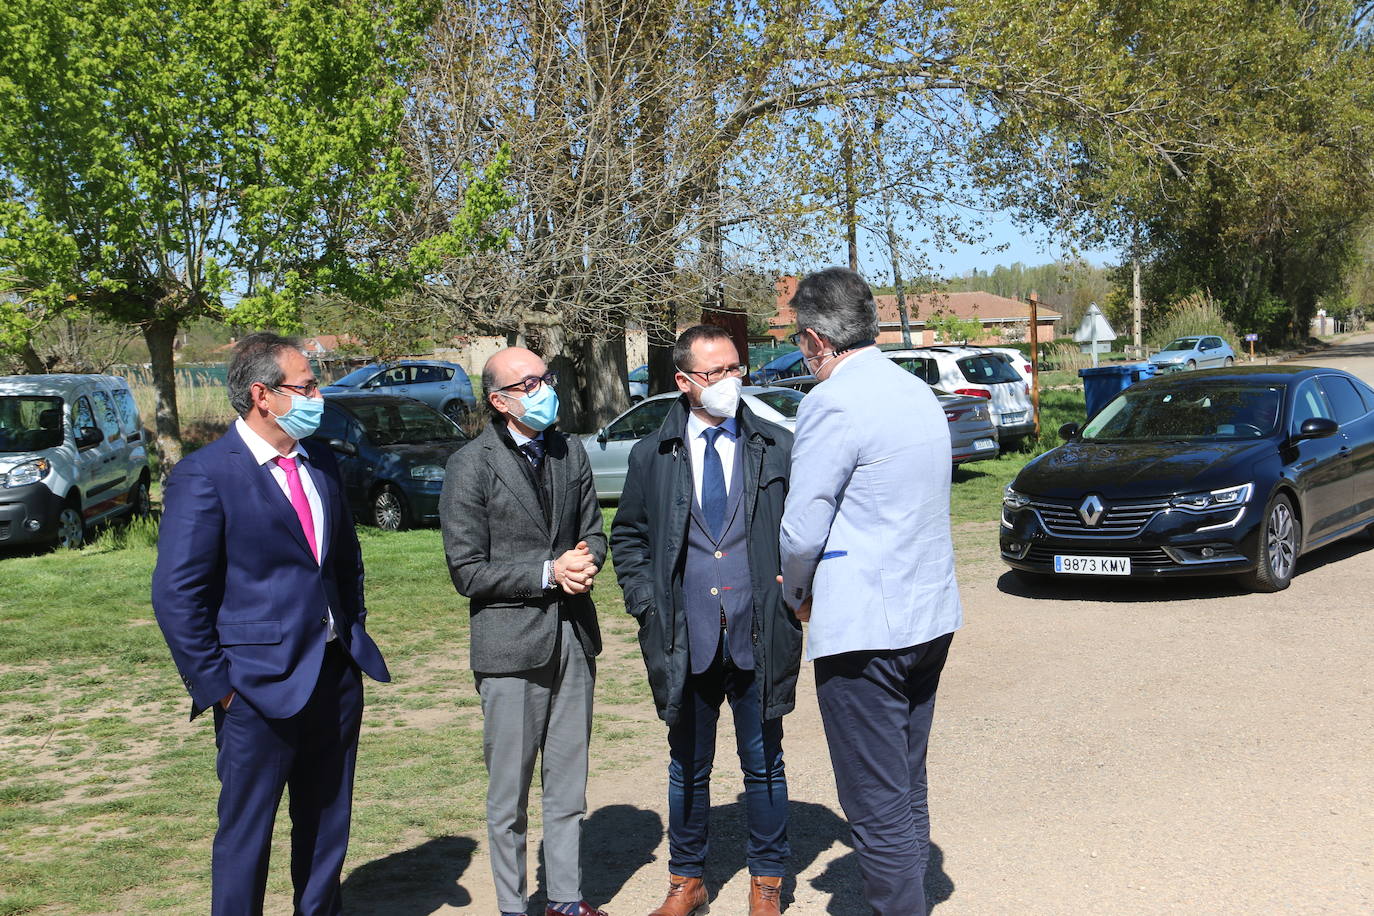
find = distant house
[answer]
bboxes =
[770,277,1060,346]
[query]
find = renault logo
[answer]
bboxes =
[1078,494,1105,527]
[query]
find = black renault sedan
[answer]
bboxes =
[1000,366,1374,591]
[308,393,469,530]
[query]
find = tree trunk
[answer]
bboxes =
[143,316,183,475]
[20,342,46,374]
[576,332,628,434]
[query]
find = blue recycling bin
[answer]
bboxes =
[1079,363,1158,418]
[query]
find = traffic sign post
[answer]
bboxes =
[1244,333,1259,361]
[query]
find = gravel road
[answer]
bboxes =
[430,338,1374,915]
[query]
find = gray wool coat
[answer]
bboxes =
[440,421,605,674]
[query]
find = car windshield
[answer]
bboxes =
[0,396,65,452]
[1161,338,1201,352]
[346,401,465,445]
[1081,383,1284,441]
[749,389,804,419]
[330,366,378,387]
[958,355,1022,384]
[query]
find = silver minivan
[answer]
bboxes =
[0,374,151,549]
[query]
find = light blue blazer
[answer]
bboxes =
[779,347,963,660]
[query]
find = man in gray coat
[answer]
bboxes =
[611,325,800,916]
[440,346,609,916]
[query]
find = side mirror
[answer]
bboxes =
[596,429,608,445]
[328,438,358,456]
[1058,422,1080,441]
[1296,417,1339,440]
[76,426,103,449]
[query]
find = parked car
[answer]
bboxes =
[1149,336,1235,372]
[627,364,649,402]
[322,360,477,424]
[749,349,807,385]
[988,347,1033,378]
[773,375,999,465]
[1000,366,1374,592]
[884,346,1036,447]
[0,374,151,549]
[308,393,469,530]
[582,387,804,500]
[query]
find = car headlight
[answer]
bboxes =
[3,458,51,488]
[1003,485,1031,509]
[409,464,445,481]
[1170,483,1252,511]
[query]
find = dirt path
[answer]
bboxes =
[382,338,1374,915]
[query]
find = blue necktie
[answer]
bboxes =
[702,427,727,538]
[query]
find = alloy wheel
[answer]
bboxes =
[373,486,405,531]
[1266,501,1296,581]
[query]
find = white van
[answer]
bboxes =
[883,346,1037,447]
[0,374,152,549]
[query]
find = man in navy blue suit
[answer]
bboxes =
[153,333,390,915]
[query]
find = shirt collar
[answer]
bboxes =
[828,344,879,378]
[686,410,738,442]
[506,422,543,448]
[235,416,309,467]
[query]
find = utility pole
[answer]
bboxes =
[842,131,858,271]
[1028,290,1041,438]
[1132,258,1143,354]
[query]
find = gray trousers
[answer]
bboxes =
[477,618,596,912]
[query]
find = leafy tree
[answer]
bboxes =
[0,0,507,469]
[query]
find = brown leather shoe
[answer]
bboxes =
[748,875,783,916]
[647,874,708,916]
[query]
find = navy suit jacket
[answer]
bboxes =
[152,428,390,720]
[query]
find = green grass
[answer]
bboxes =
[0,398,1087,912]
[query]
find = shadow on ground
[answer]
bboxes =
[342,835,478,914]
[694,795,953,914]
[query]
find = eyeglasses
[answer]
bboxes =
[273,381,321,396]
[680,364,747,385]
[497,371,558,396]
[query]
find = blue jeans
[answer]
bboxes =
[666,653,789,877]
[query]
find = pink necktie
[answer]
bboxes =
[274,456,318,562]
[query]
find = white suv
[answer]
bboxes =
[0,374,152,549]
[884,347,1036,446]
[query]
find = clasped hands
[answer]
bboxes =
[554,541,599,595]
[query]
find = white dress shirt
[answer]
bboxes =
[686,410,738,506]
[235,418,335,639]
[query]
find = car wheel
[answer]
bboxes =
[128,477,151,519]
[1186,359,1197,370]
[371,484,409,532]
[1245,493,1298,592]
[56,499,85,550]
[1224,356,1234,367]
[442,400,471,426]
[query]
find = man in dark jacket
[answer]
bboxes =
[611,325,800,916]
[440,346,609,916]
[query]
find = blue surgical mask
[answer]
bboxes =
[509,383,559,432]
[270,394,324,440]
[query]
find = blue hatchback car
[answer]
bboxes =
[309,393,469,530]
[323,360,476,424]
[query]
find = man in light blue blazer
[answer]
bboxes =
[779,267,963,916]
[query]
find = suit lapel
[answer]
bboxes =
[486,437,549,533]
[230,438,317,561]
[546,433,565,545]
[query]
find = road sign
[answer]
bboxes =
[1244,333,1259,341]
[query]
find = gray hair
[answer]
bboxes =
[791,267,880,351]
[227,332,299,416]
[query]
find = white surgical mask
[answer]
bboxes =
[683,374,742,419]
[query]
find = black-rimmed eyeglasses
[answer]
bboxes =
[274,381,321,396]
[679,364,747,385]
[497,371,558,396]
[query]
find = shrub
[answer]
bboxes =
[1146,292,1239,350]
